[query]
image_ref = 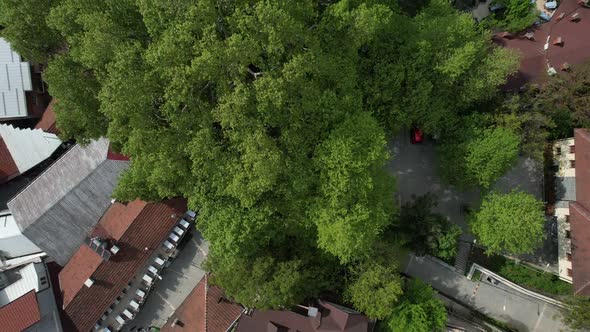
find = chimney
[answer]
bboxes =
[561,62,571,71]
[571,12,581,21]
[501,32,514,39]
[524,31,535,40]
[556,12,565,21]
[553,36,563,46]
[110,245,120,255]
[84,278,95,287]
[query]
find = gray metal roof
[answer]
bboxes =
[7,139,129,266]
[0,38,32,119]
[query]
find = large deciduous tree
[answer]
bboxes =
[344,263,404,320]
[382,279,447,332]
[470,190,545,255]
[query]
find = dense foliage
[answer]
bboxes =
[0,0,519,312]
[498,261,572,296]
[398,194,462,260]
[380,279,447,332]
[561,296,590,330]
[487,0,539,33]
[470,190,545,255]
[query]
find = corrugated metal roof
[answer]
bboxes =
[0,124,61,174]
[0,262,46,306]
[7,138,130,265]
[0,38,32,119]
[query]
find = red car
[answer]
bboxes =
[410,128,424,144]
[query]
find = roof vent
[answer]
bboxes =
[578,0,589,7]
[524,31,535,40]
[501,32,513,39]
[571,12,581,21]
[561,62,571,71]
[308,306,318,317]
[548,67,557,76]
[110,245,120,255]
[556,12,566,21]
[553,36,563,46]
[110,198,116,204]
[84,278,95,287]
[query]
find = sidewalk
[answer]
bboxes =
[405,255,569,332]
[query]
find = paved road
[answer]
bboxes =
[405,255,569,332]
[387,133,480,240]
[124,228,209,331]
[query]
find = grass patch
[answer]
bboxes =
[471,247,571,297]
[472,269,482,281]
[498,261,572,296]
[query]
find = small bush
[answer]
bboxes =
[498,261,572,296]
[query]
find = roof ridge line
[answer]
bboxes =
[204,274,209,332]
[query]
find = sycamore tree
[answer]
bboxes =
[470,190,545,255]
[489,0,539,33]
[345,263,404,320]
[381,279,447,332]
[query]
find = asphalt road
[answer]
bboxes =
[405,255,568,332]
[124,228,209,331]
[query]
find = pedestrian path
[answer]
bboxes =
[405,255,569,332]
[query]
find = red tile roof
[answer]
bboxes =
[493,0,590,89]
[60,245,104,308]
[91,200,148,241]
[60,198,187,332]
[0,137,19,183]
[235,301,371,332]
[571,129,590,295]
[0,290,41,332]
[34,100,58,134]
[161,275,243,332]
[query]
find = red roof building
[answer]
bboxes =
[570,129,590,295]
[493,0,590,89]
[59,198,190,332]
[235,301,374,332]
[0,290,41,332]
[161,275,243,332]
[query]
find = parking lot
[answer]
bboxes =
[123,228,209,331]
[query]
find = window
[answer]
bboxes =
[570,160,576,168]
[566,230,571,238]
[556,147,562,154]
[570,145,575,153]
[567,253,572,261]
[565,215,570,223]
[567,268,573,277]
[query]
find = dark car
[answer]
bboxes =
[410,128,424,144]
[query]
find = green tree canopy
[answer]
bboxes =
[0,0,521,310]
[489,0,539,33]
[398,194,461,260]
[381,279,447,332]
[0,0,63,62]
[465,127,520,188]
[344,263,404,320]
[470,190,545,255]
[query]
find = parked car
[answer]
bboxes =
[410,128,424,144]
